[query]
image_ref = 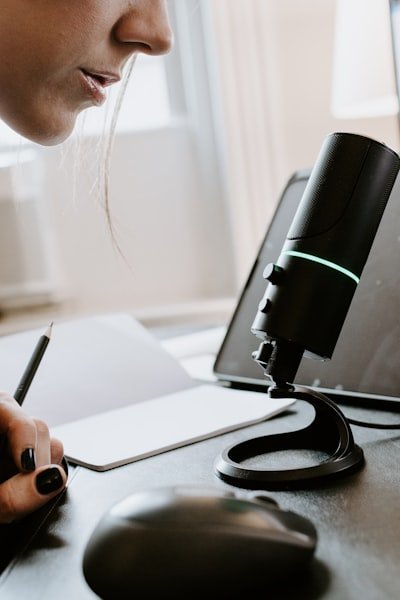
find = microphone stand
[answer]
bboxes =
[215,344,365,490]
[215,133,400,491]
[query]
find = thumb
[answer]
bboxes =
[0,465,67,524]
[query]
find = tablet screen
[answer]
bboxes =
[214,170,400,400]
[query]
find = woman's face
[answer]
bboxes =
[0,0,172,145]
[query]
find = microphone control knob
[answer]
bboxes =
[258,298,272,314]
[263,263,284,284]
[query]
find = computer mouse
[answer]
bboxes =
[83,486,317,599]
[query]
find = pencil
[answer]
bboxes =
[14,322,53,406]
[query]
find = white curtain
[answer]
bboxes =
[209,0,282,287]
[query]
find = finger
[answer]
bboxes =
[0,392,37,472]
[50,438,64,465]
[0,464,67,524]
[49,438,69,477]
[33,418,51,468]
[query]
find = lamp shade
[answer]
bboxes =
[331,0,399,118]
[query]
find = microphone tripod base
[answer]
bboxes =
[215,385,364,490]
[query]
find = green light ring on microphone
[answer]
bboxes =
[281,250,360,284]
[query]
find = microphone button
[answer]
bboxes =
[258,298,272,314]
[263,263,284,284]
[252,341,274,367]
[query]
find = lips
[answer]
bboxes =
[82,69,121,87]
[79,69,121,106]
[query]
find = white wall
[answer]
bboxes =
[268,0,399,187]
[210,0,400,287]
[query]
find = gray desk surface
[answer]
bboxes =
[0,397,399,599]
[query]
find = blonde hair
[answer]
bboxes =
[60,57,136,262]
[101,57,136,258]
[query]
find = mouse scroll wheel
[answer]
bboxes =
[247,492,279,507]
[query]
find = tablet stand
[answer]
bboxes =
[215,383,365,490]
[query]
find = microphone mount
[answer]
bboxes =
[214,340,364,490]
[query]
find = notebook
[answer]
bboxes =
[213,169,400,410]
[0,314,294,471]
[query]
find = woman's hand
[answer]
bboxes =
[0,392,68,524]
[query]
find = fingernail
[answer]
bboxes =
[36,467,64,495]
[21,448,36,472]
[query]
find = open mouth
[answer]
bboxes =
[79,71,106,106]
[81,69,120,88]
[78,68,121,107]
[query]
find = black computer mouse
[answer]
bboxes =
[83,486,317,599]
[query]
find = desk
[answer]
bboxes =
[0,319,399,600]
[0,401,399,599]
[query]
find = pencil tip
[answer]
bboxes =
[44,322,53,339]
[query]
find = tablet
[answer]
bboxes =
[214,169,400,409]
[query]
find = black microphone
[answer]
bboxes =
[215,132,400,490]
[251,132,400,387]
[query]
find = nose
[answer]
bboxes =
[114,0,173,56]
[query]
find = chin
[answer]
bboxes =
[33,128,75,147]
[3,109,79,147]
[29,117,78,146]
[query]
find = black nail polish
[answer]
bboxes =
[36,468,64,495]
[21,448,36,472]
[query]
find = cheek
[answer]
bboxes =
[0,41,77,143]
[0,3,111,145]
